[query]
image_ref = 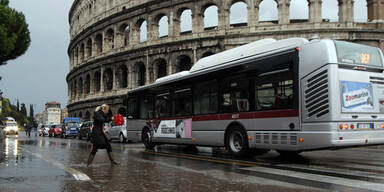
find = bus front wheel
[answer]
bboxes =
[142,128,156,149]
[226,127,249,156]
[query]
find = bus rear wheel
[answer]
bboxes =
[143,128,156,149]
[226,127,249,156]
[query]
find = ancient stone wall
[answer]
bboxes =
[67,0,384,120]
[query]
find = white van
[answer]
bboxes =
[4,117,18,135]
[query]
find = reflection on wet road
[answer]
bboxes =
[1,134,384,192]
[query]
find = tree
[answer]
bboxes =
[0,0,31,65]
[29,104,34,117]
[20,103,26,116]
[16,99,19,111]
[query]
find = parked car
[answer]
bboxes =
[39,124,49,136]
[63,122,80,138]
[48,124,62,137]
[108,118,128,143]
[78,121,93,140]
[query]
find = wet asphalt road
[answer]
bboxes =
[1,134,384,192]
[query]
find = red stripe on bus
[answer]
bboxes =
[147,109,298,122]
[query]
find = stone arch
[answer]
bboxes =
[93,71,101,92]
[85,74,91,94]
[86,38,92,58]
[230,1,248,26]
[179,8,192,33]
[290,0,309,21]
[135,18,147,43]
[95,34,103,54]
[202,51,215,58]
[258,0,278,22]
[176,55,192,72]
[73,79,77,98]
[78,77,83,96]
[104,68,114,91]
[118,23,129,47]
[156,14,169,38]
[322,0,338,22]
[153,58,167,80]
[79,43,85,63]
[118,107,127,116]
[75,47,79,66]
[85,111,90,121]
[354,0,367,22]
[79,112,83,120]
[117,65,128,88]
[203,4,219,30]
[105,28,115,51]
[134,62,146,86]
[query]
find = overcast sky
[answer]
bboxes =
[0,0,367,114]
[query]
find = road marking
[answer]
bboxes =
[144,150,258,167]
[241,166,384,192]
[20,147,91,181]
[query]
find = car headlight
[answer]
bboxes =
[5,127,10,131]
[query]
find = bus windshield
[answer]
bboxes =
[334,41,383,67]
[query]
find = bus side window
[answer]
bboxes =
[155,93,171,118]
[221,79,249,113]
[173,89,192,116]
[127,96,138,119]
[139,95,153,119]
[194,81,218,115]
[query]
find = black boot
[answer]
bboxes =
[107,152,120,165]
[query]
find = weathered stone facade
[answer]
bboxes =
[67,0,384,121]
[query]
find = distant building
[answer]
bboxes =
[45,101,61,125]
[34,113,44,125]
[61,108,68,123]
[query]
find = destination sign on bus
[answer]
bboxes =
[341,81,374,112]
[335,41,383,67]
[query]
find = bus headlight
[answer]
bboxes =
[5,127,10,132]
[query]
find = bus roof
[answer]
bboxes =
[128,37,309,94]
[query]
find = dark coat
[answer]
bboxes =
[91,110,112,146]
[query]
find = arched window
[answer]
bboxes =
[354,0,367,22]
[158,15,168,37]
[79,112,83,120]
[85,74,91,94]
[135,62,146,86]
[177,55,192,72]
[104,68,113,91]
[154,59,167,79]
[202,51,214,58]
[180,9,192,33]
[230,1,248,26]
[322,0,338,22]
[204,5,218,29]
[118,65,128,88]
[79,43,85,63]
[74,47,79,65]
[118,24,130,47]
[73,80,77,97]
[289,0,309,21]
[140,20,147,43]
[106,28,114,50]
[86,39,92,58]
[259,0,278,22]
[78,77,83,96]
[85,111,90,121]
[94,71,101,92]
[95,34,103,54]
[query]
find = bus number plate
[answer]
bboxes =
[357,123,373,129]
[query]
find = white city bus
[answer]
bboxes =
[125,37,384,156]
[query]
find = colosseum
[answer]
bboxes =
[67,0,384,121]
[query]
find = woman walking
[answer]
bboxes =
[87,104,119,166]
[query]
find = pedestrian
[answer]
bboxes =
[34,122,38,137]
[87,104,119,166]
[26,123,32,138]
